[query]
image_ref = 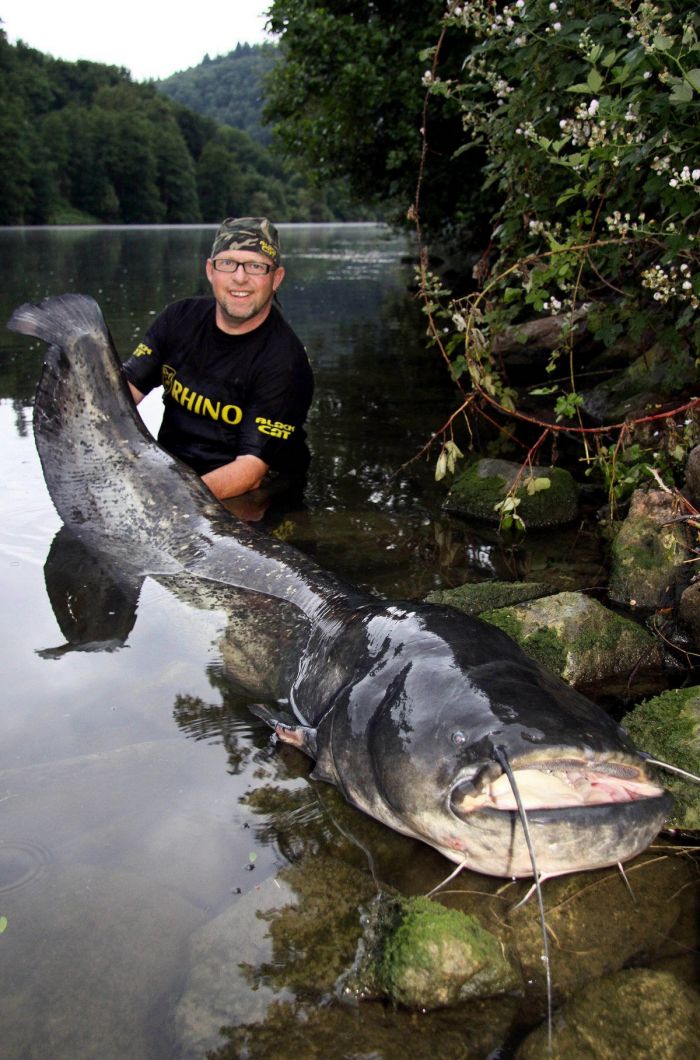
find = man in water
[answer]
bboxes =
[123,217,314,504]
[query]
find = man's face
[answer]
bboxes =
[206,251,285,334]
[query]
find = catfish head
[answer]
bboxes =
[286,603,671,878]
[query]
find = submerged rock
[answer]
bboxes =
[348,895,519,1010]
[482,590,665,695]
[445,459,579,527]
[424,580,552,614]
[679,578,700,650]
[609,489,690,612]
[581,341,696,422]
[174,856,379,1058]
[516,968,700,1059]
[211,992,517,1060]
[621,686,700,828]
[500,849,695,1010]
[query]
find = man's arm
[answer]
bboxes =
[127,378,266,501]
[202,454,268,500]
[128,382,145,405]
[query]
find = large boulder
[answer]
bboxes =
[516,968,700,1059]
[609,489,690,612]
[685,443,700,504]
[581,341,696,422]
[500,851,695,1010]
[482,590,665,695]
[679,578,700,649]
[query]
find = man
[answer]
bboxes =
[123,217,314,502]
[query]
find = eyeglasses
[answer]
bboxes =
[211,257,274,275]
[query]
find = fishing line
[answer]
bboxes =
[494,745,553,1054]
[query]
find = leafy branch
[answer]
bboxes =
[411,0,700,524]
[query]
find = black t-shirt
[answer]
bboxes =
[123,298,314,475]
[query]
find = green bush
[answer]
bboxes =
[422,1,700,505]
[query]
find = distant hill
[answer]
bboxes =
[0,30,347,224]
[0,31,375,226]
[157,43,278,145]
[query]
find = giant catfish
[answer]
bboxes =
[7,293,672,878]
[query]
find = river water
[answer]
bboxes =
[0,225,690,1059]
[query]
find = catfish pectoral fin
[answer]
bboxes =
[248,702,318,757]
[248,701,298,731]
[248,701,287,728]
[274,721,318,758]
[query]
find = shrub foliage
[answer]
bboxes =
[418,0,700,513]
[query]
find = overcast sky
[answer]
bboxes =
[1,1,273,81]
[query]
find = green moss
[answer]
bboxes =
[377,896,517,1008]
[612,517,665,573]
[622,688,700,774]
[571,610,640,657]
[622,688,700,828]
[527,627,567,675]
[481,608,524,642]
[426,581,552,615]
[482,609,568,677]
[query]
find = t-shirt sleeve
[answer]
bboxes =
[236,344,314,466]
[122,309,171,394]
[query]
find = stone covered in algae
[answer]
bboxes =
[210,993,519,1060]
[609,489,690,612]
[516,968,700,1059]
[621,686,700,828]
[425,580,552,614]
[445,458,579,527]
[482,590,664,695]
[355,895,519,1010]
[501,850,693,1008]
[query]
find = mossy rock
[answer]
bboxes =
[445,459,579,527]
[482,591,664,695]
[352,895,519,1010]
[424,580,552,614]
[516,968,700,1059]
[609,489,690,612]
[621,686,700,828]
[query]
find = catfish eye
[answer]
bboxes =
[451,730,466,746]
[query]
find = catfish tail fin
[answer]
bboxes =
[7,293,107,346]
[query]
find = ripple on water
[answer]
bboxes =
[0,840,52,893]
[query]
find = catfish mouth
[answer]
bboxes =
[446,750,672,877]
[450,752,666,817]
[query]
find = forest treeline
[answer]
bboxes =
[157,42,277,145]
[0,30,363,226]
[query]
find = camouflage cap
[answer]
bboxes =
[210,217,281,264]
